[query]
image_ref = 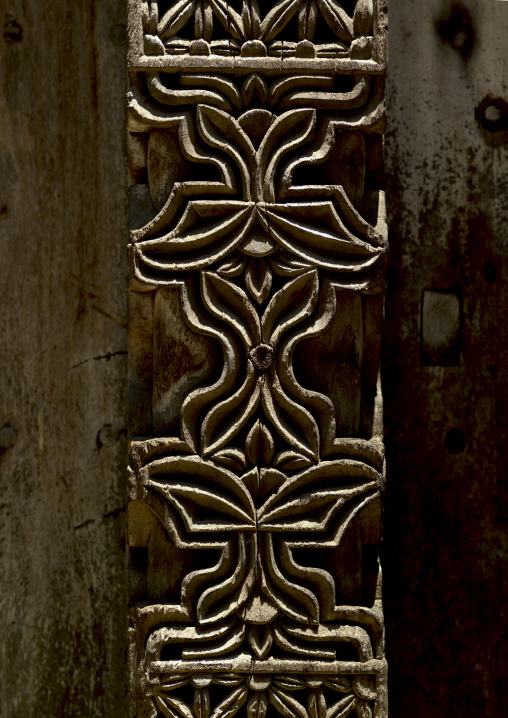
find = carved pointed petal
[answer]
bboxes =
[197,104,255,200]
[202,366,262,456]
[261,270,319,348]
[257,109,316,202]
[202,271,262,347]
[143,456,256,532]
[262,372,320,460]
[258,460,379,531]
[136,201,255,273]
[264,202,384,272]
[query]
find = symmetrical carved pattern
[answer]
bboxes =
[127,2,387,717]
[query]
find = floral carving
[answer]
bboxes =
[128,102,386,281]
[127,1,387,716]
[151,672,379,718]
[140,0,380,61]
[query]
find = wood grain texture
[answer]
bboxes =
[0,1,128,716]
[384,1,508,715]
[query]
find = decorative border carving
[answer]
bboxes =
[127,2,387,716]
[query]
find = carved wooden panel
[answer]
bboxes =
[127,2,387,717]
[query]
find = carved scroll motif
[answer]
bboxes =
[127,2,387,717]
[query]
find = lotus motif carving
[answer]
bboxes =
[130,105,385,279]
[136,453,380,628]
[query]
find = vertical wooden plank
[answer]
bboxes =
[0,1,128,715]
[385,0,508,715]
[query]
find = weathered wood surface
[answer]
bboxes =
[384,1,508,715]
[0,1,128,716]
[126,2,388,717]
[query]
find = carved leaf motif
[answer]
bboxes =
[245,420,262,466]
[136,201,255,272]
[194,1,214,40]
[157,695,195,718]
[247,625,273,659]
[158,0,196,39]
[245,258,273,304]
[259,0,299,43]
[145,456,256,531]
[273,676,307,690]
[156,482,255,528]
[257,109,316,203]
[274,450,312,472]
[207,0,246,41]
[316,0,353,43]
[263,203,383,272]
[212,448,248,472]
[197,106,255,200]
[269,253,314,276]
[261,270,318,348]
[260,423,275,465]
[161,675,191,691]
[209,686,249,718]
[261,371,320,460]
[308,689,327,718]
[201,364,261,456]
[323,678,352,694]
[268,687,309,718]
[325,695,357,718]
[202,272,261,347]
[353,0,374,37]
[181,75,242,109]
[298,0,319,41]
[242,74,268,108]
[261,533,320,623]
[258,461,379,531]
[194,688,211,718]
[197,533,256,623]
[244,422,276,467]
[212,675,245,687]
[242,0,261,39]
[217,254,247,278]
[259,484,363,528]
[247,692,268,718]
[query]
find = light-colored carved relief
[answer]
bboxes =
[127,2,387,716]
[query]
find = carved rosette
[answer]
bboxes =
[127,2,387,717]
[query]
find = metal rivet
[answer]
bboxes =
[476,97,508,133]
